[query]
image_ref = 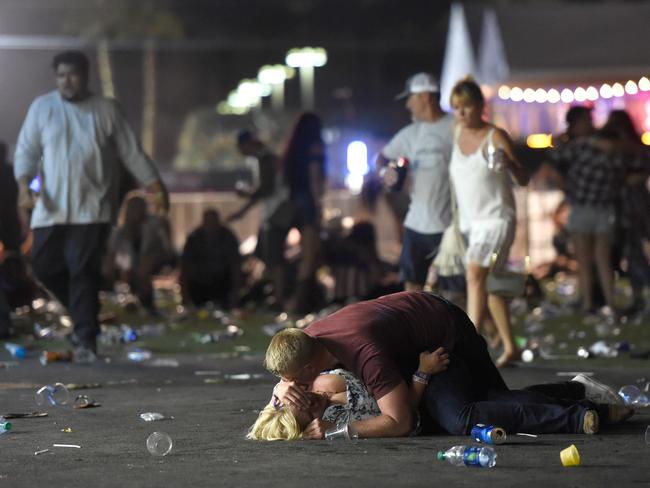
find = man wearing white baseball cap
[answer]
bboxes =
[378,72,454,292]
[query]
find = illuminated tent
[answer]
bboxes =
[443,2,650,143]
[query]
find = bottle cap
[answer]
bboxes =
[436,451,445,461]
[1,421,12,430]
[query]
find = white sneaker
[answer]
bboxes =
[572,373,624,405]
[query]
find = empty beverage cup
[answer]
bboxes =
[35,383,70,406]
[618,385,650,407]
[324,422,358,441]
[560,444,581,467]
[146,431,173,456]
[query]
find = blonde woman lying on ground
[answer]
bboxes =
[247,348,449,441]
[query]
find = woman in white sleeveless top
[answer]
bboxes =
[448,78,528,367]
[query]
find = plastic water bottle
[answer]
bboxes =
[4,343,26,359]
[146,431,173,456]
[437,445,497,468]
[0,416,12,434]
[127,348,152,362]
[34,383,70,406]
[618,385,650,407]
[120,325,138,343]
[471,424,507,445]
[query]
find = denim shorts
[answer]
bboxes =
[567,204,616,235]
[399,227,443,285]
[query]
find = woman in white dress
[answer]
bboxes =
[448,78,528,368]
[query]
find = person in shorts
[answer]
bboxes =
[377,73,454,291]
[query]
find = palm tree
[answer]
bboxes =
[61,0,184,158]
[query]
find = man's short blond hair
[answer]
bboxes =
[264,328,316,376]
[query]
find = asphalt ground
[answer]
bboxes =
[0,347,649,488]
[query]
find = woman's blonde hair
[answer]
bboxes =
[450,76,484,108]
[246,403,302,441]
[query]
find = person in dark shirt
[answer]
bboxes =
[0,144,24,338]
[550,106,625,313]
[180,208,242,309]
[266,291,631,438]
[229,130,290,307]
[282,113,326,313]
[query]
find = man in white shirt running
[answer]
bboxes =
[14,51,168,363]
[377,73,453,291]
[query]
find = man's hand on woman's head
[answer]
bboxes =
[418,347,450,375]
[274,380,312,410]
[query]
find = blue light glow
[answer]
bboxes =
[346,141,368,175]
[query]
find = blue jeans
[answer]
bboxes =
[422,298,594,435]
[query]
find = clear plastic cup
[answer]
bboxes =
[146,432,173,456]
[618,385,650,407]
[35,383,70,406]
[324,423,358,441]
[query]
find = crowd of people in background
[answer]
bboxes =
[0,52,648,366]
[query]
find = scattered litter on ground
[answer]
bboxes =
[65,383,102,391]
[194,370,221,376]
[224,373,264,381]
[140,412,173,422]
[618,385,650,407]
[34,449,51,456]
[560,444,580,467]
[52,444,81,449]
[35,383,69,406]
[0,417,12,434]
[127,348,153,362]
[147,358,180,368]
[40,350,73,366]
[146,432,172,457]
[74,395,101,409]
[2,412,48,419]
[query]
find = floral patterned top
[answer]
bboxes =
[320,369,381,424]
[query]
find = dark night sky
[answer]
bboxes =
[0,0,647,165]
[0,1,456,163]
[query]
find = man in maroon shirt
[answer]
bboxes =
[266,291,613,438]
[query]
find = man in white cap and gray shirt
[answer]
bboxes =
[377,72,454,291]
